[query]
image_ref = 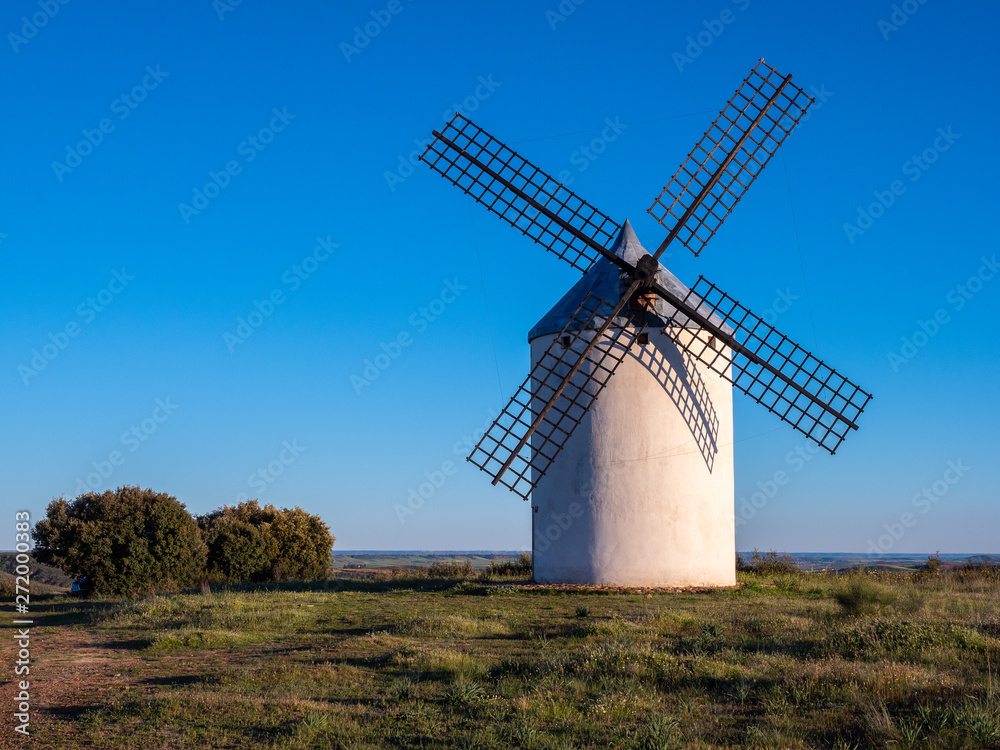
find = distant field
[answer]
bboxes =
[775,553,999,573]
[331,551,1000,573]
[330,552,525,571]
[7,564,999,749]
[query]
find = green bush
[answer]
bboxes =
[31,490,335,596]
[32,486,207,596]
[198,501,334,583]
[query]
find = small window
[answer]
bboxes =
[637,332,649,346]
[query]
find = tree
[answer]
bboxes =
[32,486,206,596]
[200,516,270,584]
[198,501,334,583]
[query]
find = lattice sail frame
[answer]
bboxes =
[648,59,814,257]
[420,113,620,273]
[415,63,872,498]
[468,294,639,500]
[662,277,873,454]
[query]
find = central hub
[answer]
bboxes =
[633,254,659,284]
[627,255,661,314]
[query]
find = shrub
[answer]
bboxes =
[736,549,799,575]
[32,486,207,596]
[955,561,1000,583]
[924,551,942,573]
[443,678,484,706]
[429,560,473,578]
[835,578,898,616]
[488,553,532,578]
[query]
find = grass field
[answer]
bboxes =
[7,564,1000,749]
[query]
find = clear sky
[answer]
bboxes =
[2,0,998,553]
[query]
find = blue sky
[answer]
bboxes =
[2,0,998,553]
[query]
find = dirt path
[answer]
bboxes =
[1,625,136,749]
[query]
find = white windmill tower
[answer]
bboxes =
[526,220,736,586]
[419,60,872,587]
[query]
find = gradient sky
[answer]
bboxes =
[2,0,998,553]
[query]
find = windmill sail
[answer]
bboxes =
[420,113,621,273]
[648,59,814,258]
[418,62,873,500]
[659,277,872,454]
[468,292,640,499]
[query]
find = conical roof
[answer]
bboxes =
[528,220,728,341]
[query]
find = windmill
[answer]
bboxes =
[419,60,872,586]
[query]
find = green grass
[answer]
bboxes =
[24,567,1000,749]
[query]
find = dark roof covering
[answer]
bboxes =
[528,220,729,340]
